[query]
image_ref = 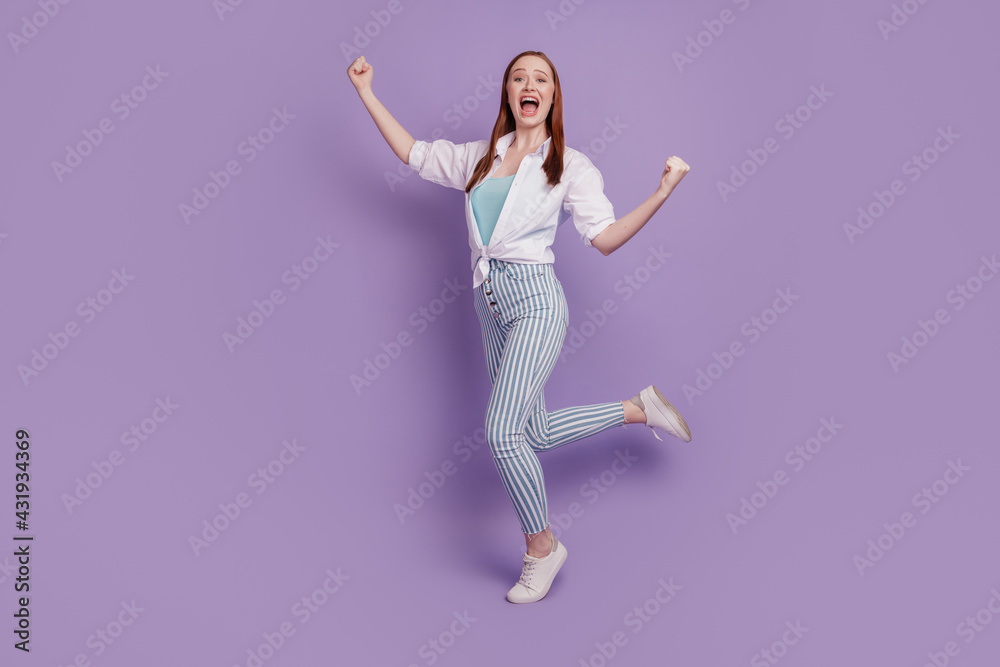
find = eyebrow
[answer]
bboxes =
[512,68,550,76]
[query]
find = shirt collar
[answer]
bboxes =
[495,130,552,159]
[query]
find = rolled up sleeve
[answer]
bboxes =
[407,140,430,173]
[563,156,616,247]
[408,138,488,191]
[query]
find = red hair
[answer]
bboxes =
[465,50,565,193]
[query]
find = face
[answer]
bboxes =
[506,55,554,130]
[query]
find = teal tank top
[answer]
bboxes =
[471,174,514,245]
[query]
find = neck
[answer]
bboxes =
[511,125,550,154]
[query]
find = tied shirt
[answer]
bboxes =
[407,130,617,290]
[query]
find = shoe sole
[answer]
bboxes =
[650,386,693,442]
[506,542,568,604]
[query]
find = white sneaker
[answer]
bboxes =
[506,536,568,604]
[635,385,692,442]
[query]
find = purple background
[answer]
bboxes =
[3,0,999,665]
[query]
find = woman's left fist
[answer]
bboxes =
[658,156,690,195]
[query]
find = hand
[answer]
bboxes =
[347,55,373,94]
[657,155,690,197]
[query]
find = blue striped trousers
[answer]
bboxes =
[473,258,626,535]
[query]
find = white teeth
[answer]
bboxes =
[521,96,538,104]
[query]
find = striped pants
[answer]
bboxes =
[473,258,626,535]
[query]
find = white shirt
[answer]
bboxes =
[407,131,617,289]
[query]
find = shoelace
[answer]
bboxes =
[517,558,539,590]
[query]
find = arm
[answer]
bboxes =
[590,156,691,256]
[347,55,415,165]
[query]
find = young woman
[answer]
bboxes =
[348,50,694,604]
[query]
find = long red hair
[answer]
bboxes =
[464,50,565,193]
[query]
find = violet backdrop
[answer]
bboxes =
[2,0,999,665]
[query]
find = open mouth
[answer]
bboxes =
[519,96,540,117]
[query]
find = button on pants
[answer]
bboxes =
[473,258,626,535]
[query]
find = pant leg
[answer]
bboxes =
[478,261,626,453]
[481,300,564,535]
[524,391,625,453]
[473,259,625,535]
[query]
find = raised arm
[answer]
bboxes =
[591,156,691,256]
[347,55,415,165]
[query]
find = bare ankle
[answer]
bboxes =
[526,529,553,557]
[622,399,646,425]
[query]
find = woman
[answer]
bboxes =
[347,50,693,604]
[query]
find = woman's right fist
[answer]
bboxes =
[347,56,373,92]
